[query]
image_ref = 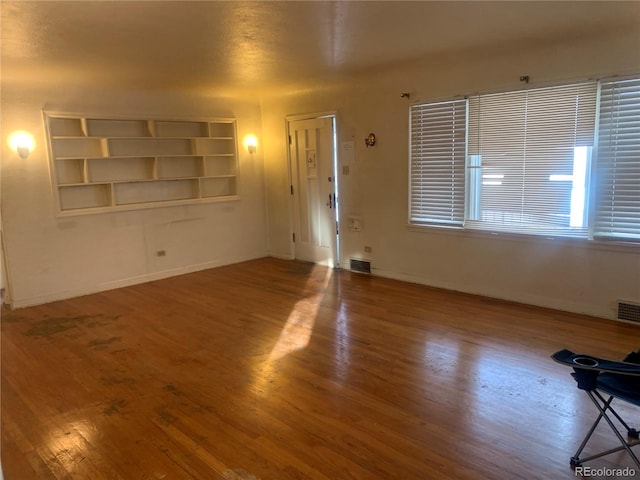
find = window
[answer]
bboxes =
[408,77,640,242]
[466,83,597,237]
[593,77,640,241]
[409,100,466,226]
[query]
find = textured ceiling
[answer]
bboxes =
[2,1,639,97]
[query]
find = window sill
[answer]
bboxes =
[406,223,640,254]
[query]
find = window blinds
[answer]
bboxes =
[409,99,466,226]
[466,82,598,237]
[593,77,640,241]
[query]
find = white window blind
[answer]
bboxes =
[409,99,466,226]
[466,82,597,237]
[593,77,640,241]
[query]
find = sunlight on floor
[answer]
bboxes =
[268,265,332,361]
[252,265,332,397]
[268,298,319,362]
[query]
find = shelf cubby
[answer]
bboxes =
[204,156,236,176]
[157,156,203,179]
[49,117,85,137]
[86,119,151,138]
[53,137,106,158]
[194,138,235,156]
[109,138,192,157]
[114,179,198,205]
[87,157,155,183]
[56,158,86,185]
[59,184,112,211]
[201,177,237,198]
[155,121,208,138]
[210,122,235,138]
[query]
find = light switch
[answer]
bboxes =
[348,215,362,232]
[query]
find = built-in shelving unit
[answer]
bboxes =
[43,112,239,215]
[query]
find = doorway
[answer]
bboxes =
[287,115,339,267]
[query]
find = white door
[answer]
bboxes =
[289,116,338,266]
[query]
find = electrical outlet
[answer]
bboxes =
[342,165,350,175]
[156,250,166,257]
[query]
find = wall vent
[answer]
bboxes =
[350,258,371,274]
[617,300,640,323]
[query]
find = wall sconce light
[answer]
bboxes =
[8,130,35,159]
[364,133,376,148]
[243,134,258,154]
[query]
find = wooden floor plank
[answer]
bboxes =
[2,257,639,479]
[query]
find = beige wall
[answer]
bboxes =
[261,29,640,319]
[1,83,268,307]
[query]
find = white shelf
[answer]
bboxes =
[44,113,239,215]
[157,156,203,179]
[86,118,151,138]
[59,184,112,210]
[114,179,198,205]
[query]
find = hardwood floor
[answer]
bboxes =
[2,257,639,479]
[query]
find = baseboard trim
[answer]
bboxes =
[8,254,267,309]
[268,252,295,261]
[372,267,616,321]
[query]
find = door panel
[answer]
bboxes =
[289,117,336,266]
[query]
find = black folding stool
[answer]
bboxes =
[552,348,640,469]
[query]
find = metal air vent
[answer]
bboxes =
[617,300,640,323]
[350,258,371,274]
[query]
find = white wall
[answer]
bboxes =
[1,83,268,307]
[262,29,640,319]
[3,26,638,318]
